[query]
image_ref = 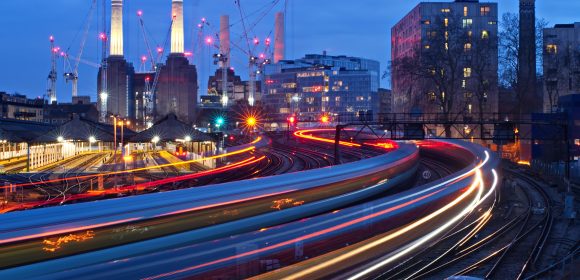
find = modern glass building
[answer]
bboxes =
[262,53,380,120]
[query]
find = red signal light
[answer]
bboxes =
[288,116,296,124]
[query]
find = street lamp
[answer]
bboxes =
[89,136,96,152]
[246,116,257,127]
[57,136,64,143]
[152,136,160,151]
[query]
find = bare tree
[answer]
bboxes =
[469,31,498,137]
[392,15,471,137]
[498,13,548,89]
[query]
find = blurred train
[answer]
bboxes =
[0,142,419,272]
[0,140,500,279]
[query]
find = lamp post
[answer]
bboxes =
[89,136,96,152]
[185,135,192,157]
[152,136,160,151]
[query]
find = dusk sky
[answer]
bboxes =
[1,0,579,103]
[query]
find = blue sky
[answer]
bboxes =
[0,0,578,102]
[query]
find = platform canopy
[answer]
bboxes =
[130,114,213,143]
[0,118,56,142]
[34,115,135,143]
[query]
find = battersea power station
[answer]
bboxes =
[97,0,198,128]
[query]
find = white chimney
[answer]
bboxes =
[110,0,124,56]
[274,12,285,63]
[171,0,184,54]
[220,15,231,67]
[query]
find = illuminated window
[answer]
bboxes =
[423,20,431,25]
[424,45,431,49]
[462,19,473,28]
[356,96,365,102]
[546,44,558,54]
[482,30,489,39]
[282,83,297,89]
[441,8,451,13]
[480,6,491,16]
[468,104,473,114]
[445,31,449,40]
[464,43,472,51]
[444,18,449,27]
[462,80,467,88]
[335,96,341,102]
[322,96,329,102]
[445,42,449,50]
[427,92,436,101]
[464,6,468,17]
[468,31,473,37]
[464,67,472,78]
[575,139,580,146]
[488,21,497,25]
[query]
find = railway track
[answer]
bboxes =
[377,165,553,280]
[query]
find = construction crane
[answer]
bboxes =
[234,0,281,106]
[99,0,108,123]
[47,36,59,104]
[142,16,175,128]
[137,10,156,71]
[63,0,97,98]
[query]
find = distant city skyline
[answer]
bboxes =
[0,0,578,102]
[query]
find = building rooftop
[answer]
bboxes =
[130,114,213,143]
[553,23,580,28]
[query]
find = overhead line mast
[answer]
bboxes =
[99,0,108,122]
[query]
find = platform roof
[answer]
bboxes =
[0,118,56,142]
[130,114,213,143]
[34,115,135,143]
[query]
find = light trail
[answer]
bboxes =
[0,138,262,190]
[346,169,499,280]
[144,190,443,280]
[0,155,266,213]
[147,151,491,279]
[294,129,361,147]
[248,151,492,280]
[0,218,141,245]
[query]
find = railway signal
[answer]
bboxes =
[215,116,225,129]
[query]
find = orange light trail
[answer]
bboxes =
[1,156,265,213]
[0,218,140,245]
[294,129,361,147]
[147,150,492,280]
[347,169,499,279]
[144,189,444,280]
[1,143,259,190]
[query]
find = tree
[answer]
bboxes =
[498,12,548,92]
[392,15,473,137]
[470,30,498,136]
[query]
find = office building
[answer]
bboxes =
[262,52,380,120]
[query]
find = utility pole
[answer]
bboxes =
[99,0,108,123]
[249,57,256,106]
[213,53,229,107]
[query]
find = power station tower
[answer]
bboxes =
[217,15,230,107]
[47,36,58,104]
[274,12,285,63]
